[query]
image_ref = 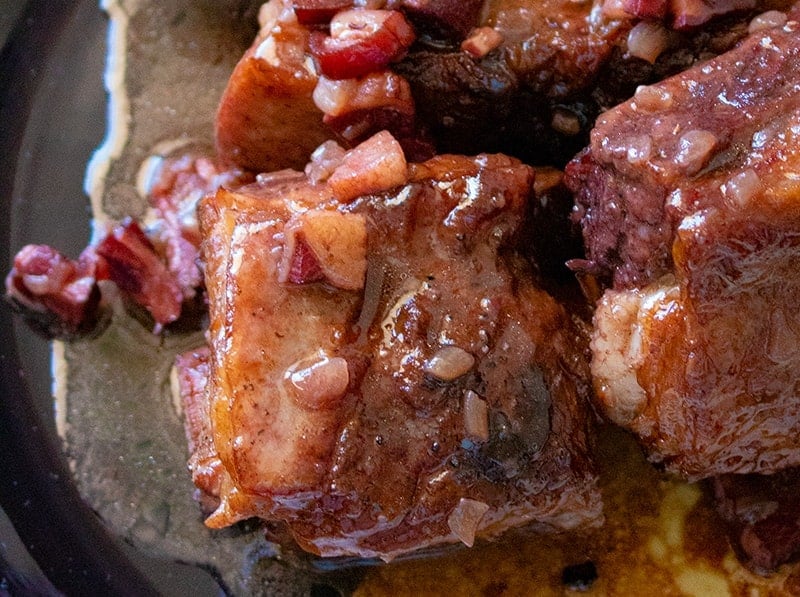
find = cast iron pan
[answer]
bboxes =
[0,2,181,593]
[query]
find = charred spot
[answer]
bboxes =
[561,560,598,591]
[516,368,552,453]
[461,441,520,484]
[457,369,551,482]
[309,583,342,597]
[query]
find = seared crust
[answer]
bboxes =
[568,16,800,479]
[195,153,601,560]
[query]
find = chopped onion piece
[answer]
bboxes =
[627,21,670,64]
[463,390,489,442]
[551,108,581,136]
[633,85,673,112]
[722,169,761,206]
[674,129,717,175]
[423,346,475,381]
[626,134,652,165]
[447,498,490,547]
[313,76,359,116]
[285,354,350,410]
[305,140,347,184]
[748,10,787,33]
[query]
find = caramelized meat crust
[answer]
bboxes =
[566,14,800,479]
[566,10,800,288]
[395,0,626,166]
[215,0,795,173]
[395,0,792,166]
[194,152,601,560]
[215,1,330,171]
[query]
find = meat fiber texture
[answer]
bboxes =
[215,0,792,174]
[565,12,800,480]
[395,0,792,167]
[713,469,800,572]
[191,152,601,561]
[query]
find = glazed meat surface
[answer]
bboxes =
[565,13,800,479]
[215,0,793,173]
[567,4,800,288]
[215,0,330,171]
[192,141,601,560]
[394,0,628,166]
[384,0,795,165]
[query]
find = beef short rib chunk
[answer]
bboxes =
[216,0,792,172]
[712,469,800,572]
[215,0,330,172]
[565,13,800,479]
[192,148,601,560]
[395,0,792,167]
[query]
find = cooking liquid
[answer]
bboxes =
[56,0,800,594]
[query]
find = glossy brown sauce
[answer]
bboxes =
[61,0,799,593]
[358,426,797,596]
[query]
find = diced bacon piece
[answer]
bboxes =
[5,244,102,338]
[279,210,368,290]
[310,50,430,157]
[96,220,183,329]
[308,10,416,80]
[146,154,253,299]
[161,231,203,299]
[5,152,250,338]
[460,27,504,58]
[327,130,408,202]
[291,0,354,25]
[284,235,326,285]
[313,69,414,119]
[313,70,419,150]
